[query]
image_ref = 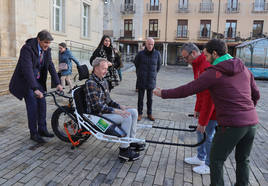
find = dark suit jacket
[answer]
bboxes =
[9,38,60,100]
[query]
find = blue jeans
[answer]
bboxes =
[197,120,218,166]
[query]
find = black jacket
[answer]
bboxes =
[9,38,60,100]
[134,48,161,89]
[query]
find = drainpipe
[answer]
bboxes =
[216,0,221,37]
[164,0,169,66]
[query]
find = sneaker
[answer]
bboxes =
[130,143,146,151]
[184,156,205,165]
[119,147,140,161]
[193,164,210,175]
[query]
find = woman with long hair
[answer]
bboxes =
[90,35,120,91]
[58,42,80,93]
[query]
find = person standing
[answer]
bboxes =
[9,30,63,143]
[154,39,260,186]
[58,42,80,93]
[180,43,217,174]
[134,38,161,121]
[90,35,120,91]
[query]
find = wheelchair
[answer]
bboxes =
[46,65,206,153]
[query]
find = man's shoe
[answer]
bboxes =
[184,156,205,165]
[38,130,54,138]
[193,164,210,175]
[119,147,141,161]
[30,134,46,143]
[147,115,155,121]
[137,115,142,121]
[130,143,146,151]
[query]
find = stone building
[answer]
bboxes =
[103,0,268,66]
[0,0,105,95]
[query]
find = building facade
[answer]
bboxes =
[104,0,268,65]
[0,0,105,95]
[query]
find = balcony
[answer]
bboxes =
[146,3,162,13]
[177,4,190,13]
[250,31,268,39]
[199,2,214,13]
[252,2,268,13]
[197,30,212,40]
[119,29,135,39]
[224,31,240,41]
[175,30,189,40]
[225,3,240,13]
[146,29,160,39]
[120,3,136,14]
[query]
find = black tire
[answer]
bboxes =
[51,106,77,143]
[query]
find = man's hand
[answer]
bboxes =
[153,88,162,97]
[34,90,43,99]
[197,124,206,133]
[120,105,129,110]
[113,109,130,118]
[56,84,63,92]
[194,111,200,119]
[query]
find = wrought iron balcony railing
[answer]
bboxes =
[175,30,189,39]
[120,3,136,14]
[252,2,268,13]
[197,30,212,40]
[146,29,160,39]
[119,29,135,39]
[146,3,162,13]
[177,3,190,13]
[199,2,214,13]
[225,2,240,13]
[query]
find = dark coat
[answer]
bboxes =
[59,48,80,76]
[9,38,60,100]
[134,48,161,89]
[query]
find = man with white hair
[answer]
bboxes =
[134,38,161,121]
[84,57,145,161]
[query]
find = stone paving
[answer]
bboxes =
[0,65,267,186]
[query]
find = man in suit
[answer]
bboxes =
[9,30,63,143]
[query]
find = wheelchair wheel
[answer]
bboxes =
[51,106,77,143]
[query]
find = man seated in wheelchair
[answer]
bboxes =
[84,57,145,161]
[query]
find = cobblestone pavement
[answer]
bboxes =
[0,65,267,186]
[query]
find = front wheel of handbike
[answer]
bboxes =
[51,106,78,143]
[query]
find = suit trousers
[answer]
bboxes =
[24,84,47,135]
[138,88,153,115]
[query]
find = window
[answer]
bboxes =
[82,3,90,38]
[177,20,188,38]
[225,20,237,38]
[227,0,238,11]
[149,19,158,37]
[254,0,265,11]
[150,0,159,10]
[179,0,188,9]
[253,20,264,37]
[124,19,133,38]
[200,20,211,38]
[53,0,65,32]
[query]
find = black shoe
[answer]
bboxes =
[30,134,46,143]
[38,130,54,137]
[130,143,146,151]
[119,147,141,161]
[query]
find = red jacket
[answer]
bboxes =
[192,53,216,126]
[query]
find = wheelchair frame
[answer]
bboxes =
[46,86,206,149]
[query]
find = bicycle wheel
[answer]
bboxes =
[51,106,77,143]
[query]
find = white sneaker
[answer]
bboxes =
[184,156,205,165]
[193,164,210,175]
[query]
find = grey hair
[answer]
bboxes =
[92,57,109,68]
[181,42,200,53]
[37,30,53,41]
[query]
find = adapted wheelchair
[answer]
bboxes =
[46,65,206,152]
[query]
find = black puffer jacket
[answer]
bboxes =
[134,48,161,89]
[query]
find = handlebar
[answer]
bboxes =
[44,90,72,109]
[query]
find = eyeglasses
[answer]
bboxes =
[182,51,192,61]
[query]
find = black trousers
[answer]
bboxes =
[138,88,153,115]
